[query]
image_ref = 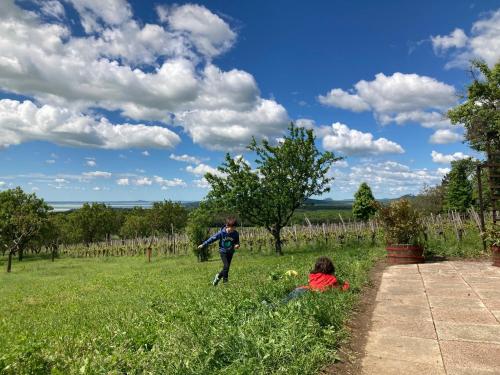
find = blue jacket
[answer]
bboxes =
[202,227,240,253]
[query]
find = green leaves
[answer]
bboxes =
[444,159,474,213]
[204,123,339,254]
[377,199,424,245]
[352,182,377,221]
[447,60,500,152]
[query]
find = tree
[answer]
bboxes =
[148,201,188,235]
[444,159,473,212]
[205,123,339,255]
[448,61,500,152]
[120,208,152,238]
[412,184,445,215]
[0,187,51,272]
[352,182,377,221]
[72,203,118,245]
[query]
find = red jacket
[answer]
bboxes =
[303,273,350,291]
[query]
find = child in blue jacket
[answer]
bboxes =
[198,217,240,285]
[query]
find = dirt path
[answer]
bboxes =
[324,260,500,374]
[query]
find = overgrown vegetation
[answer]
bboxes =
[0,243,383,375]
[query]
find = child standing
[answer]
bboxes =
[198,217,240,286]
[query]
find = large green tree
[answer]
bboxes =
[148,201,188,235]
[120,208,152,239]
[448,61,500,152]
[444,159,474,212]
[205,123,339,255]
[0,187,51,272]
[352,182,377,221]
[72,203,119,245]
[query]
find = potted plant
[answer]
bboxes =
[377,199,425,264]
[485,223,500,267]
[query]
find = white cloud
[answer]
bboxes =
[318,88,370,112]
[170,153,203,164]
[431,150,470,164]
[0,0,289,151]
[431,10,500,68]
[83,171,112,178]
[321,122,404,156]
[141,150,150,156]
[116,178,129,185]
[0,181,6,187]
[37,0,66,20]
[0,100,181,149]
[54,178,68,183]
[193,177,210,189]
[186,163,223,177]
[318,73,456,129]
[157,4,236,58]
[31,186,39,191]
[134,177,152,186]
[92,186,101,191]
[45,159,56,164]
[429,129,463,144]
[329,160,446,197]
[153,176,186,187]
[431,28,468,52]
[437,167,451,175]
[85,160,96,167]
[295,118,316,129]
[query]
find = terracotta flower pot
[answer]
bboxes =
[386,244,424,265]
[492,245,500,267]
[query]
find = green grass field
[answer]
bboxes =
[0,243,383,375]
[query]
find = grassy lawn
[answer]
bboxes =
[0,243,383,375]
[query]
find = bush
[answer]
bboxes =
[377,199,424,245]
[186,208,213,261]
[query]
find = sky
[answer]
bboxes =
[0,0,499,202]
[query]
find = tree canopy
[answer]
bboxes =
[352,182,377,221]
[204,123,339,254]
[444,158,474,212]
[448,61,500,152]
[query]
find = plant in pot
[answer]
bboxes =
[377,199,425,264]
[485,223,500,267]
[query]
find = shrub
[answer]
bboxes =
[186,208,213,261]
[377,199,425,245]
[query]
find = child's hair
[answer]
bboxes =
[311,257,335,274]
[225,216,238,227]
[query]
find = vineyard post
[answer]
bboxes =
[171,223,176,254]
[476,163,487,251]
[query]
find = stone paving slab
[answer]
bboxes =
[361,260,500,375]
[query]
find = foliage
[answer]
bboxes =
[71,203,119,245]
[120,208,152,239]
[186,207,213,261]
[149,200,188,235]
[444,159,474,213]
[0,243,383,375]
[0,187,51,272]
[448,60,500,152]
[205,123,339,254]
[352,182,377,221]
[377,199,425,245]
[485,223,500,247]
[412,184,445,214]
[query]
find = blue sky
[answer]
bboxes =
[0,0,498,201]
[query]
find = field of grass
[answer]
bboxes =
[0,242,383,375]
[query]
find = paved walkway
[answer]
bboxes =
[361,261,500,375]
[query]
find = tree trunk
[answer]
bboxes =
[272,228,283,256]
[7,250,13,273]
[18,248,24,262]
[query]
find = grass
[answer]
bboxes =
[0,242,383,375]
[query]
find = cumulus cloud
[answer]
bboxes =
[329,160,446,197]
[141,150,150,156]
[318,73,456,129]
[431,150,470,164]
[0,0,289,150]
[0,99,180,149]
[429,129,463,144]
[153,176,187,187]
[85,159,97,167]
[134,177,152,186]
[321,122,404,156]
[431,10,500,68]
[186,163,223,177]
[116,178,129,185]
[170,153,203,164]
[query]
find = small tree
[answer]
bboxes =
[352,182,377,221]
[186,207,213,261]
[377,199,424,245]
[444,159,473,212]
[448,61,500,152]
[205,123,339,255]
[148,201,188,235]
[72,203,118,245]
[0,187,51,272]
[412,184,445,215]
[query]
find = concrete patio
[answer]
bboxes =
[361,261,500,375]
